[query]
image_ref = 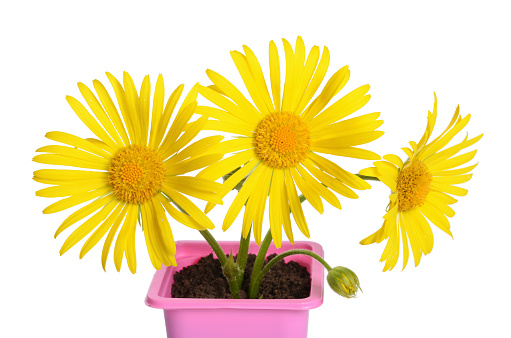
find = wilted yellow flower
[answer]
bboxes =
[360,95,482,271]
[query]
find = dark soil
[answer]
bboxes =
[171,253,311,299]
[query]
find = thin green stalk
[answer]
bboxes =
[236,227,251,290]
[200,229,243,298]
[250,249,332,299]
[248,193,307,298]
[199,229,227,266]
[166,195,229,265]
[248,229,273,298]
[168,190,241,297]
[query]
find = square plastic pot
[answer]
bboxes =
[146,240,324,338]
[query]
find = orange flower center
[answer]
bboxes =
[396,160,432,211]
[254,112,311,168]
[108,145,165,204]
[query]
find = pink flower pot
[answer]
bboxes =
[146,240,324,338]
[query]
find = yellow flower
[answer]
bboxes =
[196,37,383,247]
[360,94,482,271]
[34,72,223,273]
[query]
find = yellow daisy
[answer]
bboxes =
[360,94,482,271]
[34,72,223,273]
[196,37,384,247]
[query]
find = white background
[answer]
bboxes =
[1,1,510,337]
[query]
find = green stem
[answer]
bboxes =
[200,229,242,298]
[167,196,229,264]
[169,192,240,297]
[251,249,332,299]
[236,227,251,290]
[248,193,307,298]
[199,229,227,266]
[355,174,380,181]
[248,229,273,299]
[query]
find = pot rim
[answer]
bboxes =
[145,240,324,310]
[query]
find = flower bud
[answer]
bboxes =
[223,250,238,280]
[327,266,361,299]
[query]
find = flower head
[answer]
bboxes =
[34,72,223,273]
[327,266,361,298]
[196,37,383,247]
[360,94,482,271]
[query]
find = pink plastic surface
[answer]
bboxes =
[146,241,324,338]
